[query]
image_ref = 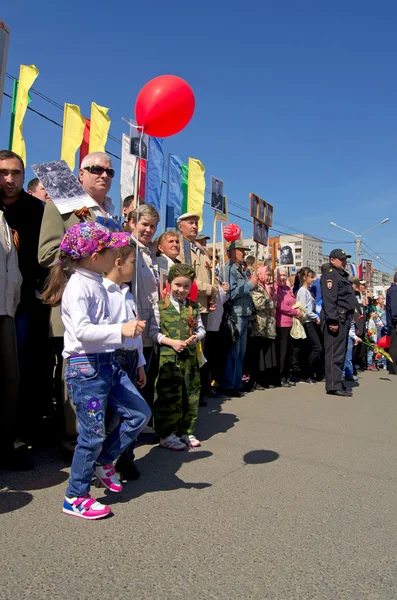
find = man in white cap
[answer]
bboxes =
[177,212,217,405]
[177,213,217,323]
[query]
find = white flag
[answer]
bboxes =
[120,133,137,214]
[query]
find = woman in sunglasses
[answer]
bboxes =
[38,151,117,454]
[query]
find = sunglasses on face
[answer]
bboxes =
[83,165,115,178]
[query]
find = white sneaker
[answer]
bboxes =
[180,434,201,448]
[159,433,187,451]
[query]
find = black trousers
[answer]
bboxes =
[323,321,350,392]
[276,327,292,382]
[388,326,397,375]
[304,322,324,379]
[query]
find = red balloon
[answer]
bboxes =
[377,335,391,349]
[135,75,195,138]
[223,224,241,242]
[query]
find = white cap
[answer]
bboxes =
[177,212,200,223]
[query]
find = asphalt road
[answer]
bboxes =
[1,371,396,600]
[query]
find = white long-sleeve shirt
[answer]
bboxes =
[102,278,145,368]
[61,268,124,358]
[296,287,318,322]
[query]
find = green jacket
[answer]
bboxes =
[158,297,199,358]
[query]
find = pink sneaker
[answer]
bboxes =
[62,495,111,520]
[180,434,201,448]
[94,463,123,493]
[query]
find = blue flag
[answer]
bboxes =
[145,137,164,213]
[166,154,183,229]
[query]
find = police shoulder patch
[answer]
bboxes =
[327,280,333,289]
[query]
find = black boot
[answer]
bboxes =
[115,454,141,480]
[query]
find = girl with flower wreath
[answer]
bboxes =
[41,222,151,520]
[151,264,205,450]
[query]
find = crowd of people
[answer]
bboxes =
[1,148,396,520]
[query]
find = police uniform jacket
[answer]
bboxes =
[321,266,356,325]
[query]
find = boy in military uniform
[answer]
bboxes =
[151,264,205,450]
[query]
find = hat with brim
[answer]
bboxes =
[196,233,210,241]
[227,240,251,252]
[177,212,200,223]
[329,248,351,259]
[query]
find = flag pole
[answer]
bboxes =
[8,79,18,150]
[211,212,217,287]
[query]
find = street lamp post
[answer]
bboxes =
[329,218,390,274]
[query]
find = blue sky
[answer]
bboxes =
[1,1,396,271]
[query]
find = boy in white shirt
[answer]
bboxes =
[103,242,147,480]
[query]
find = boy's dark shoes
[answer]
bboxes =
[115,455,141,480]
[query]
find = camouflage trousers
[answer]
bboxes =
[154,352,200,438]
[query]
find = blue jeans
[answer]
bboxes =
[222,316,248,390]
[65,353,151,497]
[344,337,354,378]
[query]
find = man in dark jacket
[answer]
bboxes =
[0,150,51,452]
[321,249,356,396]
[385,273,397,374]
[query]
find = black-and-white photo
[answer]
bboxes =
[253,219,262,244]
[130,127,148,160]
[250,194,258,219]
[31,160,95,214]
[265,204,273,227]
[258,200,265,222]
[262,225,269,246]
[279,244,295,266]
[210,176,224,212]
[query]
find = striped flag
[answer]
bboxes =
[145,137,164,213]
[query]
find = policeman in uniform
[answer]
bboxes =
[321,249,356,396]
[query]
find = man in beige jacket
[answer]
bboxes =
[177,213,216,325]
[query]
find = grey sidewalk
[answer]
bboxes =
[1,371,396,599]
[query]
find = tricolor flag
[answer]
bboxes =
[165,155,205,229]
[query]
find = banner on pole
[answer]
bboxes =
[120,133,137,212]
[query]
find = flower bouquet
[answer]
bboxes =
[362,337,393,363]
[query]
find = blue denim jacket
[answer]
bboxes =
[223,261,254,317]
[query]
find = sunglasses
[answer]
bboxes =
[83,165,115,178]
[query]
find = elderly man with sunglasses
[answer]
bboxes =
[38,152,116,450]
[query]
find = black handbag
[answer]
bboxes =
[220,300,240,343]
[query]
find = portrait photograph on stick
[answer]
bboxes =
[216,195,228,222]
[265,203,274,227]
[261,225,269,246]
[130,126,149,160]
[279,243,295,266]
[250,193,259,219]
[253,219,262,244]
[210,176,224,212]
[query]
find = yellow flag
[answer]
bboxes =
[188,158,205,230]
[61,104,86,171]
[89,102,110,153]
[12,64,39,166]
